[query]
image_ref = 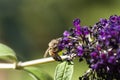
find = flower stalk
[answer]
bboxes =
[0,63,16,69]
[0,55,68,69]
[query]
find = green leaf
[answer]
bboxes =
[0,43,17,63]
[54,61,74,80]
[24,67,53,80]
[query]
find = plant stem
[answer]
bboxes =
[0,63,16,69]
[18,55,67,67]
[0,56,68,69]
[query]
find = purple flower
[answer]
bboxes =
[57,15,120,79]
[99,30,106,40]
[73,18,80,27]
[113,25,120,31]
[90,52,98,59]
[74,26,82,36]
[109,15,118,23]
[91,63,99,70]
[77,46,83,56]
[63,30,70,37]
[96,45,101,51]
[61,37,70,46]
[100,53,107,60]
[58,43,64,50]
[108,56,116,64]
[111,30,118,36]
[58,37,69,50]
[82,27,89,35]
[100,18,108,27]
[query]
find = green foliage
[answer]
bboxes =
[24,67,53,80]
[0,43,53,80]
[0,43,17,63]
[54,61,74,80]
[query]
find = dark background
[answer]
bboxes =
[0,0,120,80]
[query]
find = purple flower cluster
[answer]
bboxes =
[89,15,120,79]
[57,15,120,80]
[58,18,91,58]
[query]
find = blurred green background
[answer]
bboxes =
[0,0,120,80]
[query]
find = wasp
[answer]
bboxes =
[44,38,62,61]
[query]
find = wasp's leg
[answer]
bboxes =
[44,48,50,57]
[52,54,62,61]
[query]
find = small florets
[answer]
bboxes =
[57,15,120,79]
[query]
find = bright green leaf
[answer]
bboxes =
[0,43,17,63]
[24,67,53,80]
[54,61,74,80]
